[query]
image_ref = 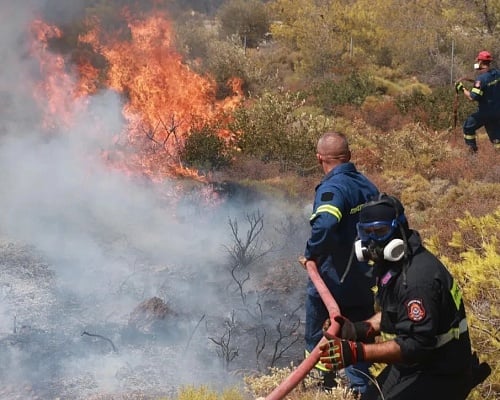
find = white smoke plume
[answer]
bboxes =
[0,2,306,398]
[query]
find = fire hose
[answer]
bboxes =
[261,258,341,400]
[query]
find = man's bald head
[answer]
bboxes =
[316,132,351,162]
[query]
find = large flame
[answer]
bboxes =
[30,9,243,181]
[30,20,88,130]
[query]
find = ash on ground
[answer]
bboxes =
[0,239,241,399]
[0,236,306,399]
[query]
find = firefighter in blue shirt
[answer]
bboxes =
[302,131,379,392]
[317,194,491,400]
[455,50,500,153]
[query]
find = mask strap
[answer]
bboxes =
[340,241,357,283]
[397,223,410,287]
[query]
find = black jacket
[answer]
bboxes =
[376,230,472,375]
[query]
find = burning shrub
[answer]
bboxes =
[181,124,232,172]
[128,296,177,334]
[205,37,251,99]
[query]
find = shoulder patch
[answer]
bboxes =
[321,192,334,201]
[474,80,481,88]
[406,299,426,322]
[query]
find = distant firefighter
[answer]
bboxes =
[455,50,500,153]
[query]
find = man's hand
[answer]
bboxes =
[455,81,465,93]
[334,315,376,342]
[319,336,365,371]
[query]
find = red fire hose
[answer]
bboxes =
[263,260,341,400]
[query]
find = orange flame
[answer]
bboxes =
[30,9,243,181]
[80,10,242,178]
[30,19,88,130]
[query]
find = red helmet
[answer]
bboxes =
[476,51,493,61]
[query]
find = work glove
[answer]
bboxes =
[455,81,465,93]
[334,315,376,342]
[319,335,365,371]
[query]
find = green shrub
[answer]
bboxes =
[217,0,270,49]
[180,124,232,172]
[230,91,333,174]
[162,385,244,400]
[370,122,450,178]
[394,86,476,131]
[174,17,217,62]
[311,72,378,115]
[205,37,250,99]
[426,208,500,400]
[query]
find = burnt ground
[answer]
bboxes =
[0,220,310,400]
[0,238,179,399]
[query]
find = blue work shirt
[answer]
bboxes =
[304,162,378,308]
[470,68,500,116]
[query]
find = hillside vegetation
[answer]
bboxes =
[34,1,500,399]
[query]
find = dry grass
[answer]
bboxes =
[244,365,358,400]
[227,116,499,400]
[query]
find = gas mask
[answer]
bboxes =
[354,219,405,262]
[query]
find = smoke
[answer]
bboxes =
[0,2,307,398]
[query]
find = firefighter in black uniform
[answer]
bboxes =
[316,194,490,400]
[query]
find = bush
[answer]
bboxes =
[180,124,232,172]
[311,72,378,115]
[205,37,250,99]
[174,17,218,62]
[361,96,407,131]
[394,86,476,131]
[425,209,500,400]
[370,122,451,178]
[230,91,334,174]
[217,0,270,48]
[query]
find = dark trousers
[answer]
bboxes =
[305,294,374,350]
[305,294,374,393]
[361,365,472,400]
[463,111,500,144]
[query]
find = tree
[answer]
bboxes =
[269,0,349,76]
[217,0,270,48]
